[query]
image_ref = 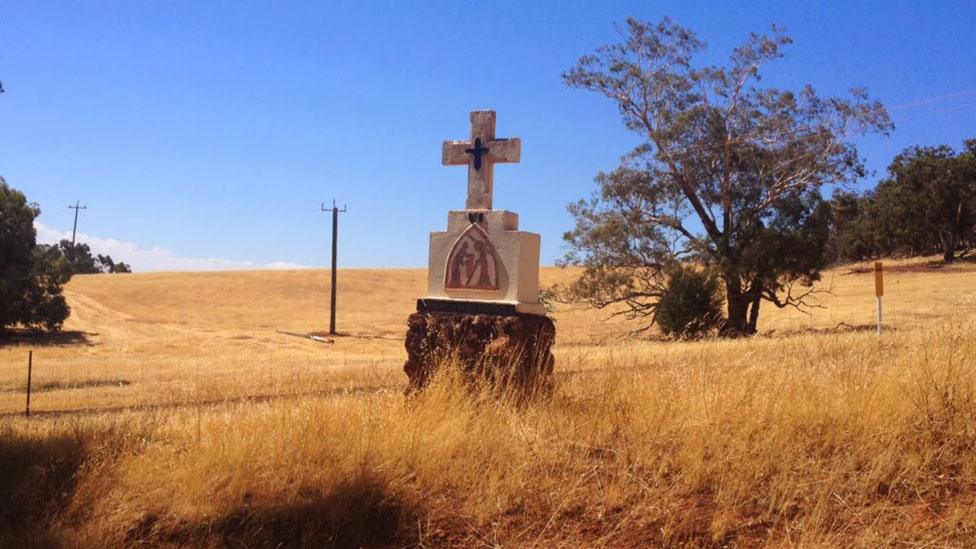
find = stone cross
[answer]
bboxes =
[442,110,521,210]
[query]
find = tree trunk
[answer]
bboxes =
[747,290,762,333]
[724,276,752,336]
[939,231,956,263]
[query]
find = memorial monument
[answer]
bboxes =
[404,110,555,393]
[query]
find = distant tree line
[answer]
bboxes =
[0,178,131,332]
[827,140,976,264]
[56,240,131,274]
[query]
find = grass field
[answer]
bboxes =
[1,259,975,547]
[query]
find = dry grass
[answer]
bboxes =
[1,259,976,546]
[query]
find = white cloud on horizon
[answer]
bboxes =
[34,222,311,272]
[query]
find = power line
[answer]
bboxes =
[623,85,976,164]
[897,100,976,122]
[891,87,976,111]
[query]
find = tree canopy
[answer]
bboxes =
[0,178,72,331]
[57,240,131,274]
[561,17,892,335]
[829,140,976,263]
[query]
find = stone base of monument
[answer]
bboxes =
[403,299,555,396]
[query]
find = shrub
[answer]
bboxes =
[656,267,724,338]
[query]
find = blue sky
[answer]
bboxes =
[2,1,975,270]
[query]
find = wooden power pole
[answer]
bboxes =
[321,200,347,335]
[68,201,87,245]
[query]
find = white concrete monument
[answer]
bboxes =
[405,110,555,393]
[419,110,545,316]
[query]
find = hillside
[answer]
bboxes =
[2,260,974,416]
[1,259,975,546]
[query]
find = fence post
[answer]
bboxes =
[25,350,33,418]
[874,262,884,336]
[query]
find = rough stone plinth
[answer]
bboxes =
[404,310,555,395]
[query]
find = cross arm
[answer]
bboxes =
[487,138,521,164]
[442,141,471,166]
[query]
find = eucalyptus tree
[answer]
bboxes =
[562,17,892,334]
[873,142,976,262]
[0,178,71,331]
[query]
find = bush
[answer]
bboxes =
[656,267,724,338]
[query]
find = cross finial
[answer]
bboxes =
[442,111,521,210]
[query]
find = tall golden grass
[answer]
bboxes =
[1,259,975,546]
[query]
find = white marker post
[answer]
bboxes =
[874,261,883,335]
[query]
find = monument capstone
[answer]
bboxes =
[404,110,555,393]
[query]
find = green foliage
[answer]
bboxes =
[830,141,976,263]
[0,178,72,331]
[57,240,132,274]
[58,240,99,274]
[562,17,891,335]
[656,267,724,338]
[97,254,132,273]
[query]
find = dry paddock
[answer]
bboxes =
[1,259,975,546]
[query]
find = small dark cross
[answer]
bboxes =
[464,137,490,171]
[442,110,521,210]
